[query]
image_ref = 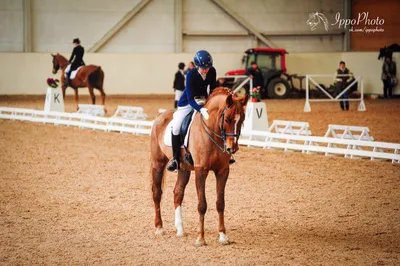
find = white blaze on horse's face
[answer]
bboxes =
[225,112,241,154]
[233,114,240,143]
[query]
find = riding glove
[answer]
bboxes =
[200,108,209,120]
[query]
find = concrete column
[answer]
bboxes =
[174,0,183,52]
[23,0,32,52]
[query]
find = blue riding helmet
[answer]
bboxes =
[194,50,213,69]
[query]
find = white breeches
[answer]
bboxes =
[175,90,183,101]
[171,105,193,135]
[65,64,71,73]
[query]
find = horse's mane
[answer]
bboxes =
[54,53,68,64]
[207,87,236,102]
[317,13,329,31]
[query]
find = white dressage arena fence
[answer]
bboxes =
[0,107,152,135]
[324,124,381,157]
[0,107,398,164]
[304,74,366,112]
[269,120,312,136]
[112,106,148,120]
[325,124,373,141]
[77,104,106,117]
[239,130,400,164]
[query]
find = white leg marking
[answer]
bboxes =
[155,227,164,236]
[219,232,230,245]
[175,206,184,237]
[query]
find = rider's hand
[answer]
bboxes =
[200,108,209,120]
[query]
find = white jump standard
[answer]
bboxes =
[304,74,366,112]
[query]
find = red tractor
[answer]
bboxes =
[224,48,307,99]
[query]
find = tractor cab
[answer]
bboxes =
[242,48,287,77]
[226,48,291,99]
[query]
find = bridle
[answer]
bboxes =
[200,106,241,153]
[53,56,69,71]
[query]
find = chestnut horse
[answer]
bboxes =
[150,88,249,246]
[51,53,106,111]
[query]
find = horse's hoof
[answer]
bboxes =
[196,239,206,247]
[155,227,164,236]
[176,230,184,237]
[219,233,230,245]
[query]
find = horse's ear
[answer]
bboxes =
[240,94,249,107]
[51,53,54,57]
[226,94,234,107]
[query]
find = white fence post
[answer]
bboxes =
[304,75,311,112]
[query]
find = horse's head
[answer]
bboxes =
[51,53,60,74]
[220,94,249,154]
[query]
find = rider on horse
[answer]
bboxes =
[166,50,215,172]
[167,50,236,172]
[64,38,85,87]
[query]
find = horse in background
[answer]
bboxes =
[51,53,106,111]
[150,88,249,246]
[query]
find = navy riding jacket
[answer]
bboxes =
[178,67,216,111]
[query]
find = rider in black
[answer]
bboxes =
[64,38,85,87]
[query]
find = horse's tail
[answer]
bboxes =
[88,66,103,88]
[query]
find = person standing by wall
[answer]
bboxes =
[173,62,186,109]
[334,61,352,111]
[381,56,397,99]
[184,61,195,75]
[246,61,264,90]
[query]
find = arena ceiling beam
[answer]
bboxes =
[209,0,275,48]
[23,0,32,52]
[182,30,345,37]
[174,0,183,52]
[88,0,152,53]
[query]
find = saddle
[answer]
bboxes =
[64,65,83,80]
[163,98,206,148]
[180,110,194,143]
[163,111,196,148]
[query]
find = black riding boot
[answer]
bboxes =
[166,134,181,172]
[63,71,71,87]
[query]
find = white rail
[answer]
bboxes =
[1,107,398,164]
[239,130,399,164]
[217,75,253,94]
[0,107,153,135]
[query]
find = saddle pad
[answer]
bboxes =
[64,66,83,80]
[164,111,197,147]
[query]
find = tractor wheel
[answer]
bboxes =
[267,78,291,99]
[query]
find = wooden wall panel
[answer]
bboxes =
[351,0,400,51]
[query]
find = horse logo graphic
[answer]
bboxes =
[306,12,329,31]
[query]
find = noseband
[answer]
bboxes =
[200,106,241,153]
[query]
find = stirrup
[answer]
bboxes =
[184,152,194,166]
[166,159,179,172]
